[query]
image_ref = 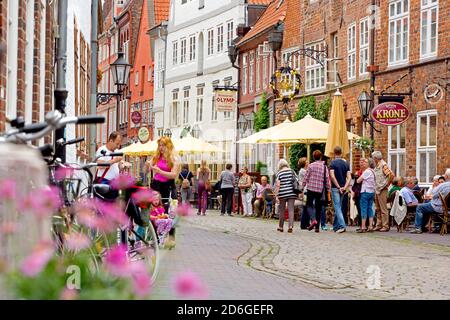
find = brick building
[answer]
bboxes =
[270,0,448,185]
[0,0,56,138]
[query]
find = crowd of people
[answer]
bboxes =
[95,134,449,237]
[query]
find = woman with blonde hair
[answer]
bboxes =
[145,136,180,204]
[196,160,211,215]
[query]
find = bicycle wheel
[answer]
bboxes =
[127,221,160,283]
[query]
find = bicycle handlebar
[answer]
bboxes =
[63,137,85,146]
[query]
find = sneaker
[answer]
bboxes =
[410,228,422,234]
[321,225,328,231]
[336,228,346,234]
[307,220,318,231]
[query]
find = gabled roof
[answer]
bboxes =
[154,0,170,26]
[248,0,272,5]
[237,0,287,46]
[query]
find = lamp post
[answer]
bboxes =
[163,128,172,138]
[191,124,201,139]
[357,89,375,152]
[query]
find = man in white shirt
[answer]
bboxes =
[95,131,123,184]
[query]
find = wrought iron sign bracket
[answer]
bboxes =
[97,92,122,105]
[284,45,328,68]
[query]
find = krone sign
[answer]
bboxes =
[214,90,237,112]
[371,102,410,126]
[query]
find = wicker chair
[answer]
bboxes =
[437,192,450,236]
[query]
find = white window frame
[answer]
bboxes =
[135,71,139,86]
[183,89,189,124]
[263,55,268,89]
[255,51,260,92]
[123,40,129,63]
[388,124,406,177]
[388,0,409,66]
[416,110,437,185]
[242,54,248,94]
[227,21,234,48]
[211,94,218,121]
[207,29,214,56]
[196,87,204,122]
[171,91,180,126]
[189,35,196,61]
[282,47,300,70]
[180,38,187,64]
[217,25,224,52]
[420,0,438,59]
[249,51,255,93]
[347,23,356,80]
[172,41,178,65]
[157,50,165,89]
[359,18,370,76]
[305,41,326,91]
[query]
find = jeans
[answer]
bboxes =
[220,188,234,214]
[180,188,192,204]
[331,188,347,231]
[197,183,208,214]
[305,190,323,230]
[415,202,436,229]
[360,192,375,219]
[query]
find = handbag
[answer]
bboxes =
[291,170,302,195]
[321,164,328,202]
[180,171,191,189]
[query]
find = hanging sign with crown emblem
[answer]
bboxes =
[270,66,302,104]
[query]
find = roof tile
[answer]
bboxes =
[154,0,170,25]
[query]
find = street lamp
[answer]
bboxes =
[164,128,172,138]
[357,89,372,122]
[192,124,201,138]
[238,113,248,135]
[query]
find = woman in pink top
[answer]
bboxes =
[356,158,376,233]
[145,137,180,204]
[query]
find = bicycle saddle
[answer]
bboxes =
[94,184,111,197]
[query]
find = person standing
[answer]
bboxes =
[179,164,194,205]
[302,150,331,233]
[372,151,394,232]
[219,164,235,216]
[356,158,376,233]
[238,167,253,217]
[196,160,210,216]
[329,146,351,233]
[275,159,298,233]
[145,137,180,205]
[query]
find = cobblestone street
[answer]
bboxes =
[152,211,450,300]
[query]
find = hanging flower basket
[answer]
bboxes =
[354,137,374,152]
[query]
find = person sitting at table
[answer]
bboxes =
[253,176,271,217]
[388,176,403,198]
[412,177,421,191]
[424,175,441,201]
[400,177,419,206]
[438,176,445,184]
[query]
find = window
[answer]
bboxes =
[388,0,409,65]
[211,94,218,121]
[183,89,189,124]
[417,111,437,184]
[420,0,438,59]
[180,38,187,63]
[359,18,369,76]
[171,91,180,126]
[327,32,339,85]
[196,87,204,122]
[189,36,196,61]
[135,71,139,86]
[217,25,224,52]
[227,21,234,48]
[249,51,254,93]
[157,50,165,89]
[157,128,164,138]
[123,40,129,63]
[148,66,152,82]
[255,51,260,92]
[207,29,214,55]
[142,101,148,124]
[224,140,231,161]
[263,55,268,89]
[242,54,248,94]
[172,41,178,65]
[347,23,356,79]
[224,80,232,119]
[305,42,326,91]
[282,49,300,70]
[388,124,406,177]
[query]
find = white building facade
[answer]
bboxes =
[155,0,252,180]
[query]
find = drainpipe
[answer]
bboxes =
[89,0,99,159]
[369,0,376,147]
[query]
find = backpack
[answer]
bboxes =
[180,171,191,189]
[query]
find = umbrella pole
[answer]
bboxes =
[307,144,311,162]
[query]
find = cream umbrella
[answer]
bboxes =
[172,136,224,154]
[236,118,292,144]
[256,113,359,160]
[325,89,349,157]
[119,141,144,155]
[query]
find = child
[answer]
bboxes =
[149,192,174,244]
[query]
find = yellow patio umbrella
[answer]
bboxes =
[172,136,224,154]
[236,118,292,144]
[325,89,349,157]
[255,113,359,160]
[119,141,144,155]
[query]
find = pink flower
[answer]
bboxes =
[175,203,195,217]
[20,241,55,277]
[60,288,79,300]
[54,166,75,181]
[65,232,91,252]
[110,174,136,190]
[130,262,152,297]
[132,189,157,207]
[0,222,18,234]
[0,179,17,201]
[172,271,208,299]
[104,244,130,277]
[97,202,129,227]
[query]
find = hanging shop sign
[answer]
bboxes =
[214,90,237,112]
[270,66,302,104]
[138,127,150,143]
[131,111,142,125]
[372,100,410,126]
